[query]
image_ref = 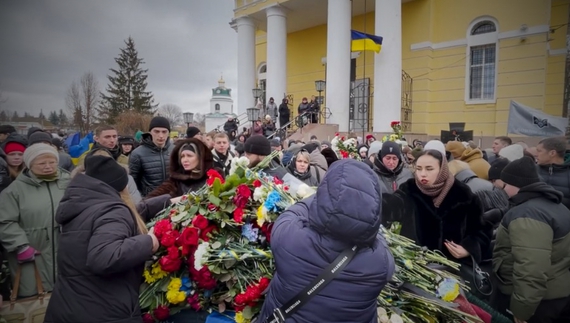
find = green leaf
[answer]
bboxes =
[209,194,221,206]
[219,273,232,282]
[170,211,187,223]
[199,207,207,215]
[213,178,222,196]
[242,306,254,319]
[188,205,199,216]
[211,241,222,249]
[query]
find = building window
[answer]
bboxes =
[466,19,498,103]
[215,104,220,112]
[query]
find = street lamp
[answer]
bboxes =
[315,80,326,122]
[246,107,261,128]
[252,87,263,104]
[183,112,194,127]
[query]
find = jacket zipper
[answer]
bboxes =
[160,149,166,181]
[46,183,56,285]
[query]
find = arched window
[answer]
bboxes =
[215,104,220,112]
[466,18,498,103]
[258,62,267,82]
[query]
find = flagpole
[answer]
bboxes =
[363,0,367,141]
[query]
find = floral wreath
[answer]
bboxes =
[381,121,408,148]
[330,133,361,160]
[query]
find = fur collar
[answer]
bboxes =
[398,177,476,210]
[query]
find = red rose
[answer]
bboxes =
[335,132,339,137]
[166,246,179,259]
[273,177,283,185]
[142,313,154,323]
[200,225,218,242]
[258,277,271,292]
[181,244,196,256]
[191,215,209,230]
[252,179,262,188]
[283,185,289,191]
[233,208,244,223]
[187,294,202,311]
[159,230,179,248]
[340,151,348,159]
[206,169,225,186]
[260,223,273,243]
[153,219,172,239]
[236,184,252,198]
[341,136,345,141]
[159,255,181,272]
[207,203,218,212]
[195,267,217,290]
[179,227,199,247]
[153,305,170,321]
[181,195,188,201]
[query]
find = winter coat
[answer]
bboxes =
[129,133,173,196]
[263,122,276,137]
[382,178,491,264]
[493,182,570,321]
[537,163,570,209]
[454,168,494,193]
[259,160,395,323]
[77,143,129,168]
[461,148,491,180]
[251,123,264,136]
[223,120,238,134]
[58,151,75,172]
[297,102,310,114]
[278,103,290,127]
[0,149,11,193]
[0,169,71,297]
[373,158,413,194]
[212,150,234,177]
[266,102,279,120]
[45,174,154,323]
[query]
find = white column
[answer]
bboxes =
[325,0,352,132]
[266,6,287,105]
[235,17,256,116]
[373,0,402,132]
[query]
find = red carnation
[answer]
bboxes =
[159,230,179,248]
[233,184,251,208]
[200,225,218,242]
[260,223,273,243]
[273,177,283,185]
[166,246,179,259]
[206,169,225,186]
[207,203,218,212]
[341,136,345,141]
[335,132,339,137]
[153,219,172,239]
[159,255,182,272]
[179,227,199,247]
[194,266,217,290]
[187,294,202,311]
[258,277,271,292]
[252,179,262,188]
[283,185,289,192]
[153,305,170,321]
[142,312,154,323]
[181,244,196,256]
[191,214,209,230]
[233,208,244,223]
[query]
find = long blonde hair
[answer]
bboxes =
[84,149,147,234]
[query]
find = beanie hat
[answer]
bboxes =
[4,142,26,154]
[23,143,59,168]
[499,144,524,162]
[380,141,402,159]
[28,131,53,146]
[321,147,339,168]
[488,158,510,181]
[368,141,383,157]
[51,138,63,149]
[302,142,320,154]
[321,140,332,148]
[445,141,466,159]
[424,140,446,157]
[27,127,43,138]
[269,139,281,148]
[0,125,16,134]
[411,147,423,160]
[244,135,271,156]
[84,155,128,192]
[500,156,540,188]
[366,134,375,141]
[186,126,201,138]
[149,116,171,132]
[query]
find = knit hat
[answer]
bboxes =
[488,158,510,181]
[500,156,540,188]
[366,134,375,141]
[269,139,281,148]
[23,143,59,168]
[4,142,26,154]
[149,116,171,132]
[28,131,53,146]
[27,127,43,138]
[186,126,201,138]
[380,141,402,159]
[0,125,16,134]
[368,141,383,157]
[244,135,271,156]
[302,142,320,154]
[51,138,63,149]
[499,144,524,162]
[424,140,446,157]
[411,147,423,160]
[84,155,128,192]
[321,140,332,149]
[445,141,465,159]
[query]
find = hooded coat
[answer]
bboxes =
[45,174,154,323]
[373,155,413,194]
[129,133,173,196]
[461,148,491,180]
[146,138,215,198]
[0,148,11,193]
[259,160,395,323]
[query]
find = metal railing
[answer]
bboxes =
[213,112,248,133]
[266,112,311,139]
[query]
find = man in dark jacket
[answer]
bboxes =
[129,116,173,196]
[492,157,570,323]
[0,124,16,144]
[212,132,234,176]
[243,135,287,179]
[52,138,74,172]
[535,137,570,209]
[223,117,238,134]
[0,148,11,193]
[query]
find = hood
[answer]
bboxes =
[141,132,171,152]
[16,168,70,188]
[309,149,328,171]
[373,155,404,177]
[308,159,382,246]
[454,168,477,182]
[0,148,6,166]
[91,143,122,160]
[446,141,465,159]
[510,182,563,206]
[1,133,27,150]
[56,173,124,225]
[499,144,523,162]
[538,162,570,171]
[461,147,484,163]
[170,138,213,181]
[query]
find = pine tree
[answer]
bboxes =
[48,111,60,126]
[98,37,158,124]
[38,109,46,120]
[12,111,19,120]
[58,109,69,126]
[0,110,7,122]
[24,112,30,118]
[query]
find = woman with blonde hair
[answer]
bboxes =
[45,155,158,323]
[286,149,323,186]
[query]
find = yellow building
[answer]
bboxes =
[230,0,570,137]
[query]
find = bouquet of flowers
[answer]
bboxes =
[139,152,313,323]
[382,121,408,148]
[330,133,360,160]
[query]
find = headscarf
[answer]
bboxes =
[415,151,455,208]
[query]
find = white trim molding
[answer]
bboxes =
[465,17,499,105]
[549,48,567,56]
[321,52,361,65]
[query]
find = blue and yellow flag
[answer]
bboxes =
[351,30,383,53]
[69,132,94,165]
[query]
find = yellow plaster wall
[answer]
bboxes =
[545,0,570,116]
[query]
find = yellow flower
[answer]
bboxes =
[166,290,186,304]
[256,205,267,226]
[143,269,156,284]
[235,312,245,323]
[168,277,182,291]
[151,262,168,281]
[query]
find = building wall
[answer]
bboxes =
[210,96,233,115]
[546,0,570,116]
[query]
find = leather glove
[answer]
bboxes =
[16,245,36,263]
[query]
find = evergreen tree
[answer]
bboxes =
[58,109,69,126]
[38,109,46,120]
[0,110,7,122]
[48,111,60,126]
[98,37,158,124]
[24,112,30,118]
[12,111,19,120]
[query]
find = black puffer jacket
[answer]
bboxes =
[45,174,153,323]
[0,149,11,193]
[537,163,570,209]
[129,133,173,196]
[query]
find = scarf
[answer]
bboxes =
[31,169,60,182]
[415,157,454,208]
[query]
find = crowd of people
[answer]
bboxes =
[1,117,570,323]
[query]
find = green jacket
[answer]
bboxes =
[493,182,570,321]
[0,169,71,298]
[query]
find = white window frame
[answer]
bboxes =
[215,104,220,112]
[465,17,499,105]
[257,62,267,81]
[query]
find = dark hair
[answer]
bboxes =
[539,137,566,158]
[95,125,116,136]
[417,149,444,166]
[495,136,512,146]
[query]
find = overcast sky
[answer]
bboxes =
[0,0,237,117]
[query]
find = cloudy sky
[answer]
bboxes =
[0,0,237,117]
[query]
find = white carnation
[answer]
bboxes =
[193,242,209,271]
[229,156,250,175]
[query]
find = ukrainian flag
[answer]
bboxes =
[351,30,383,53]
[69,132,94,165]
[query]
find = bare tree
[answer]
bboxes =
[158,104,183,126]
[66,72,100,134]
[194,113,206,127]
[114,110,154,135]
